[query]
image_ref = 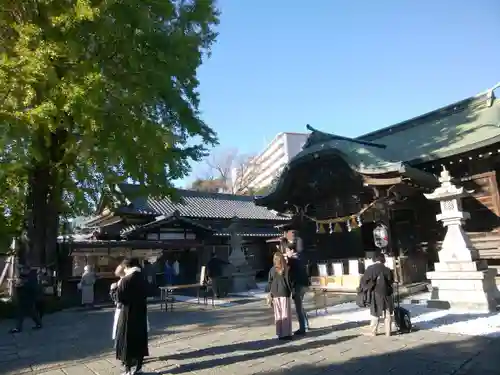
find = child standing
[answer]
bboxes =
[267,252,293,340]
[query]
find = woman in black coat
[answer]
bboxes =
[360,253,394,336]
[114,258,149,374]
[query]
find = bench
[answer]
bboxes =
[159,283,214,312]
[309,286,356,315]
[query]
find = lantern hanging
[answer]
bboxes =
[329,223,333,234]
[346,218,352,232]
[318,223,326,234]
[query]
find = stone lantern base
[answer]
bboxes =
[426,260,500,313]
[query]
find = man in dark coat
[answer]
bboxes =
[360,252,394,336]
[206,253,229,298]
[283,240,309,335]
[10,266,42,333]
[114,258,149,374]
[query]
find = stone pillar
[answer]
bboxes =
[228,217,256,292]
[424,167,499,312]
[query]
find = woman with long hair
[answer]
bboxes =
[111,263,126,341]
[267,252,293,340]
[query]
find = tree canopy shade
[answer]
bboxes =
[0,0,220,264]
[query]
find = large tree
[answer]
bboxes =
[0,0,219,265]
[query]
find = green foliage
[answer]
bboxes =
[190,177,225,193]
[250,185,272,196]
[0,150,26,248]
[0,1,220,240]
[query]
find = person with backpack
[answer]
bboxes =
[360,252,394,337]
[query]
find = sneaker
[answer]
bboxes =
[278,335,293,341]
[9,328,21,334]
[293,329,306,336]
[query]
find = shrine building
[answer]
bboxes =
[255,82,500,287]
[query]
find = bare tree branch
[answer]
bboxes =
[231,154,261,194]
[191,148,261,194]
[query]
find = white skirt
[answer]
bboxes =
[112,307,150,340]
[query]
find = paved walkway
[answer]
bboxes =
[0,299,499,375]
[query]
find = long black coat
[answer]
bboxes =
[115,268,149,362]
[360,262,394,317]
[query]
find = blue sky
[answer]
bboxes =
[182,0,500,186]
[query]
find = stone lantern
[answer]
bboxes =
[424,167,499,312]
[227,217,257,293]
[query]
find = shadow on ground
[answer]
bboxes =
[5,296,499,375]
[154,334,500,375]
[163,335,359,374]
[0,300,303,373]
[161,325,343,361]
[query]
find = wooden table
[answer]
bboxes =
[309,286,356,315]
[159,283,215,312]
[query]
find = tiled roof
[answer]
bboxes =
[360,90,500,164]
[256,85,500,208]
[213,231,282,238]
[121,215,214,236]
[115,184,290,221]
[291,91,500,173]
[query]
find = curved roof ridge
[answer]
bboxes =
[359,82,498,142]
[117,182,255,201]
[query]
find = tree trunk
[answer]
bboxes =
[26,165,50,266]
[45,169,62,268]
[26,128,67,267]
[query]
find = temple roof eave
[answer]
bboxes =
[255,149,438,208]
[121,214,215,237]
[398,164,439,189]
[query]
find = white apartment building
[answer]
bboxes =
[233,132,309,192]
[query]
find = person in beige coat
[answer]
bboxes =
[78,265,96,307]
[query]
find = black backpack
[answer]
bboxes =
[393,282,412,334]
[394,306,412,333]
